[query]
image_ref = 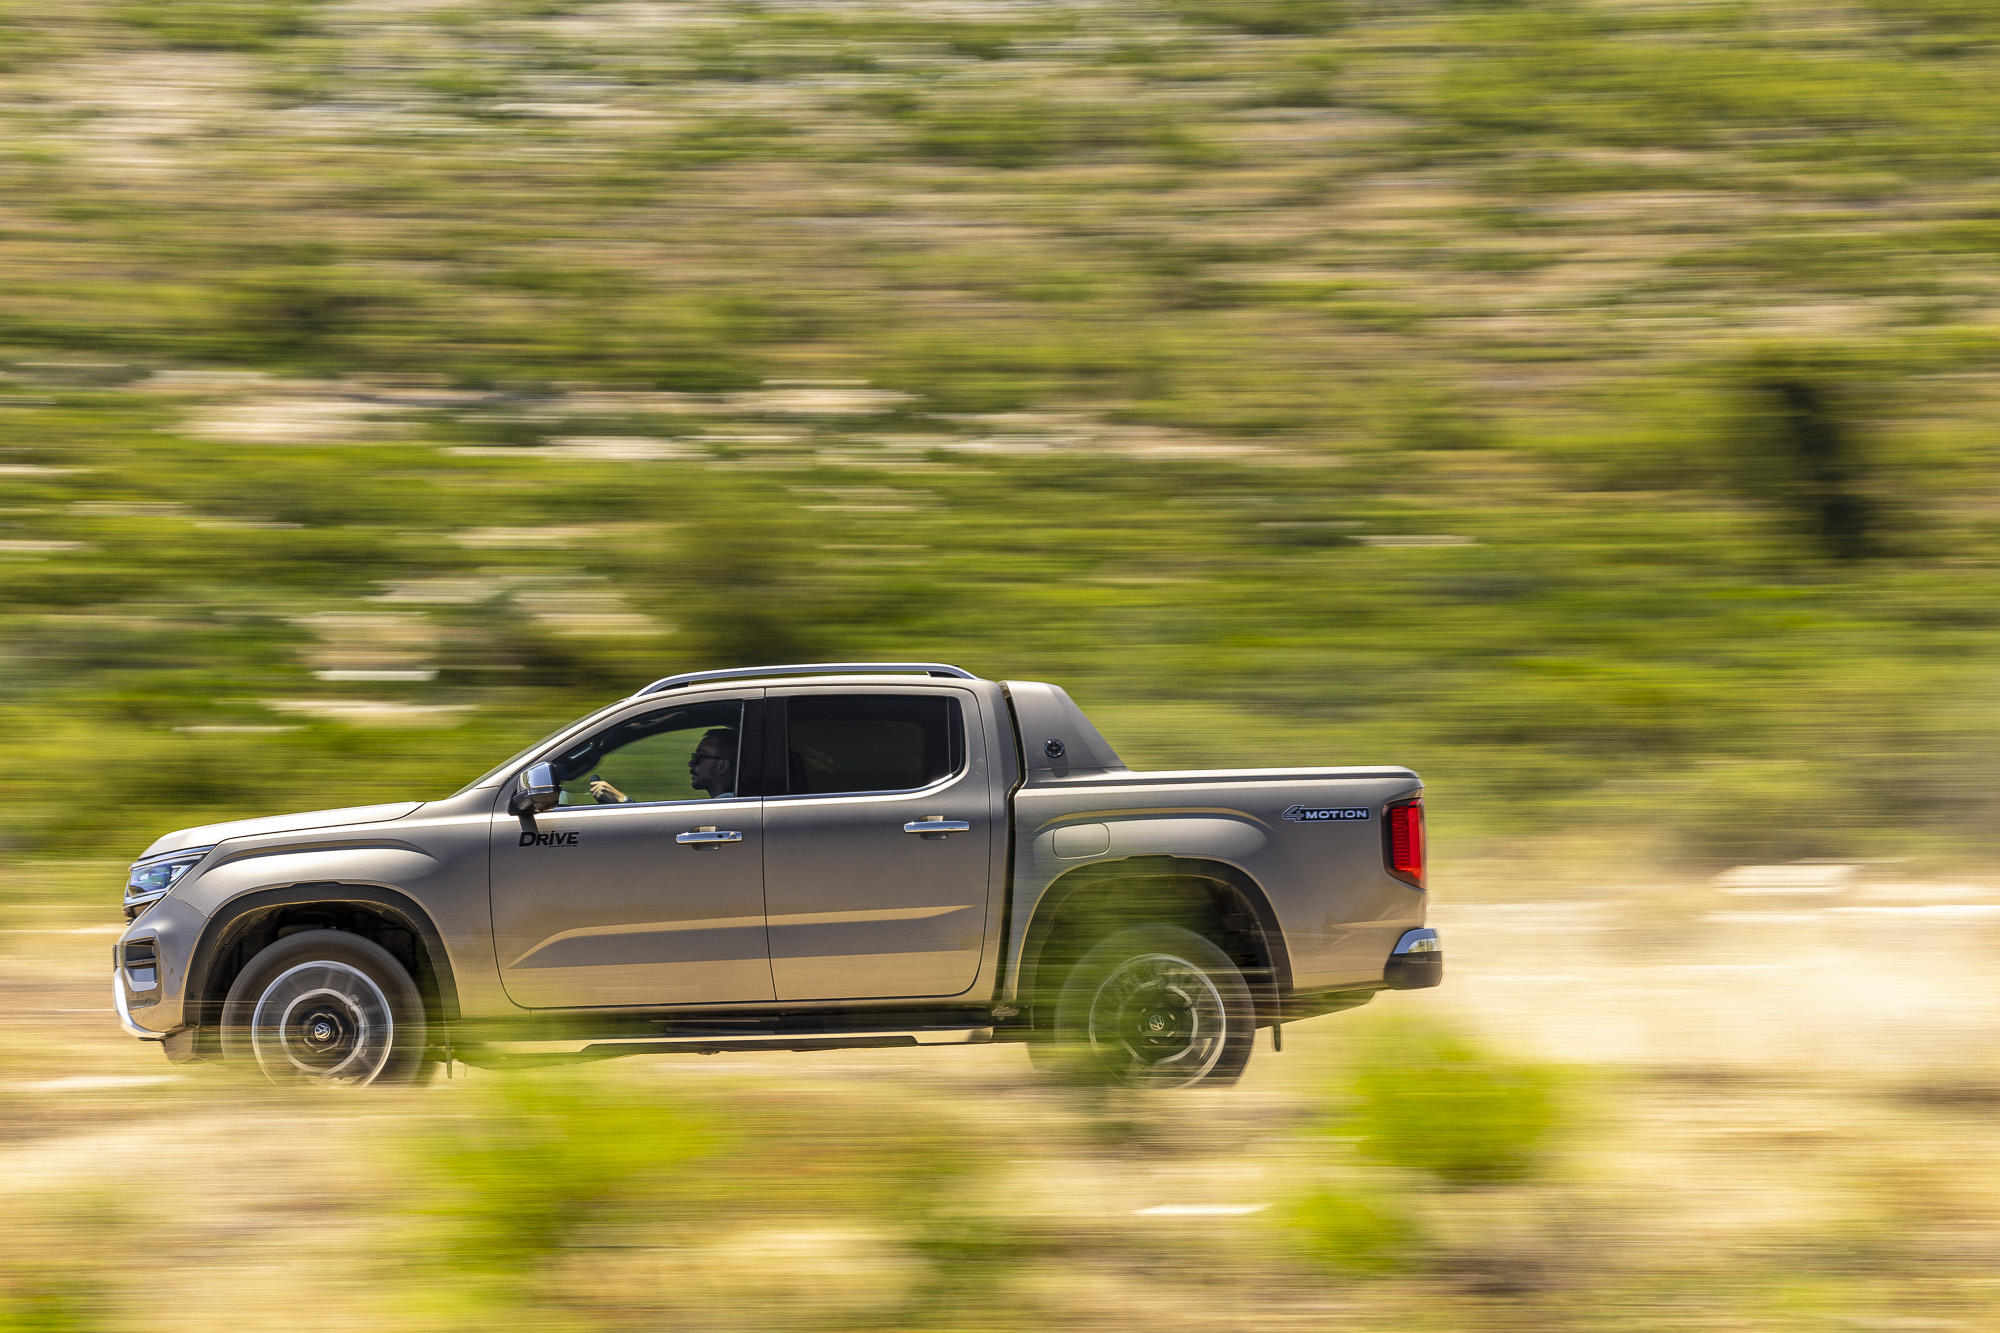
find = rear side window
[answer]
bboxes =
[783,694,965,796]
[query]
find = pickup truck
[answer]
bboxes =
[113,662,1440,1089]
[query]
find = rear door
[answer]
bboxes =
[489,692,772,1008]
[761,687,991,1000]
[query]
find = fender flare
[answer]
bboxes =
[186,882,461,1028]
[1013,854,1293,1005]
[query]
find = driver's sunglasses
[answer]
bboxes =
[690,750,727,763]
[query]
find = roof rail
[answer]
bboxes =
[634,662,978,696]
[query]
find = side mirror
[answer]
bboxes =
[510,761,560,815]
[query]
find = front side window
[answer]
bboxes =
[784,694,964,796]
[547,700,743,805]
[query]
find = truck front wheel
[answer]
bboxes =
[220,930,429,1087]
[1041,925,1255,1089]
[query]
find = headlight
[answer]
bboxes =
[124,847,214,918]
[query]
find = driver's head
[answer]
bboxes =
[689,728,738,796]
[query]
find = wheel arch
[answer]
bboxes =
[187,883,460,1036]
[1015,855,1292,1026]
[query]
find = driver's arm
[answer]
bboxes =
[588,778,629,804]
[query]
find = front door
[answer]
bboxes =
[490,694,772,1008]
[762,689,992,1000]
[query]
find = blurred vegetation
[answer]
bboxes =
[1283,1018,1573,1276]
[402,1067,1044,1329]
[3,0,2000,871]
[7,1000,1990,1331]
[0,1010,1592,1327]
[1345,1016,1570,1187]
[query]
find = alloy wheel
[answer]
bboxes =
[1085,951,1229,1087]
[249,960,397,1086]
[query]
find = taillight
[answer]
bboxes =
[1386,799,1424,887]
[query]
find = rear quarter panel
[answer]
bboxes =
[1009,769,1424,992]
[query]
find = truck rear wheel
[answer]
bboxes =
[1040,925,1254,1089]
[221,930,429,1087]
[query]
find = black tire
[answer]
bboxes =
[1039,924,1255,1089]
[221,930,429,1087]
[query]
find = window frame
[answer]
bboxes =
[763,690,969,802]
[532,695,766,809]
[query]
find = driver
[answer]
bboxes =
[589,728,737,803]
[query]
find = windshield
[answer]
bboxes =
[450,702,628,795]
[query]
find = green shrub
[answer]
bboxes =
[0,5,45,72]
[1394,390,1500,449]
[909,96,1211,169]
[1240,75,1342,109]
[1281,1185,1422,1274]
[1347,1021,1569,1187]
[216,268,391,363]
[1726,345,1889,561]
[414,1071,716,1278]
[112,0,317,49]
[0,1282,104,1332]
[1171,0,1349,36]
[635,116,799,170]
[1863,0,2000,41]
[911,97,1067,169]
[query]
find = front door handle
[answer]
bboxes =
[676,827,744,847]
[904,819,972,838]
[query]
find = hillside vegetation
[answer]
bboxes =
[5,0,2000,864]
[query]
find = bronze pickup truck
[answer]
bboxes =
[114,662,1439,1088]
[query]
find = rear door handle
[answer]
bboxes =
[676,827,744,846]
[904,819,972,836]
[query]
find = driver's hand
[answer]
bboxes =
[589,779,628,804]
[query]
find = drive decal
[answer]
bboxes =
[1282,805,1371,822]
[519,830,581,847]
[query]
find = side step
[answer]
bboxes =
[481,1025,995,1058]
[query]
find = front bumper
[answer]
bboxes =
[113,893,206,1038]
[113,978,162,1040]
[1383,927,1443,990]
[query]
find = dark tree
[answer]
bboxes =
[1739,355,1881,562]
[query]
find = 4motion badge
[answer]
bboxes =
[1283,805,1371,822]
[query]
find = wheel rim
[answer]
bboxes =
[249,960,395,1086]
[1085,952,1228,1086]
